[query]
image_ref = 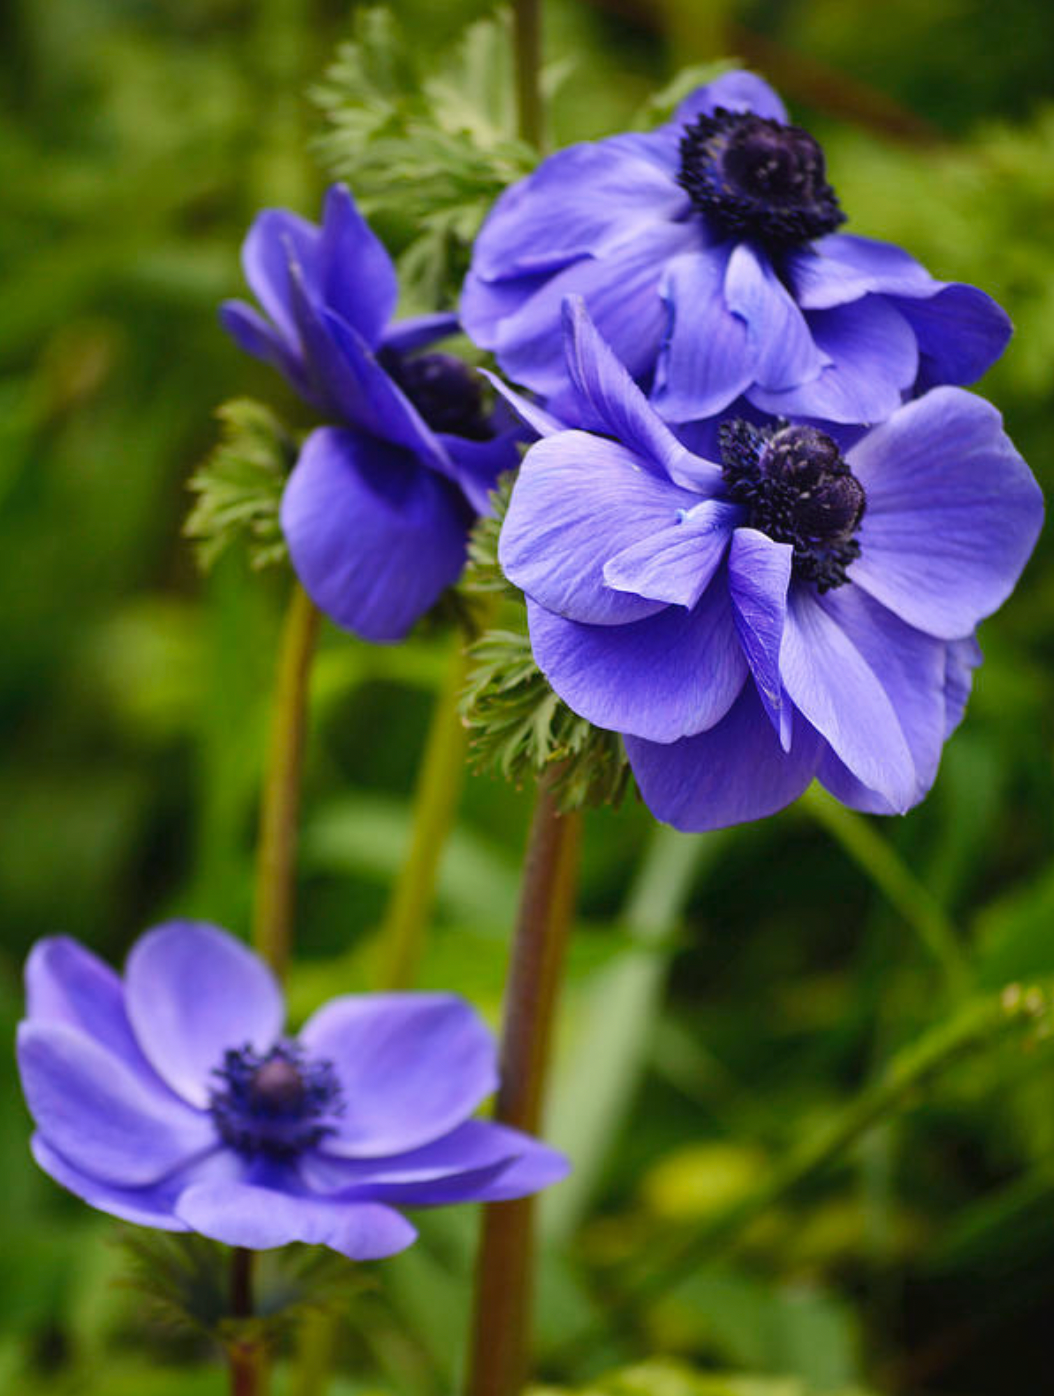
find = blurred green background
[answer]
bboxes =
[2,0,1054,1392]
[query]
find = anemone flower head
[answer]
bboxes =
[221,183,519,642]
[494,299,1042,832]
[17,922,567,1259]
[462,71,1012,429]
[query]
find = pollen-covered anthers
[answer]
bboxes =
[678,108,846,248]
[209,1041,344,1159]
[380,350,494,441]
[720,419,865,591]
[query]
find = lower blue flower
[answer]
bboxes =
[18,923,568,1258]
[221,184,520,642]
[495,299,1042,831]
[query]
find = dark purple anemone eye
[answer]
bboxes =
[209,1041,344,1159]
[379,350,494,441]
[678,108,846,248]
[720,419,865,591]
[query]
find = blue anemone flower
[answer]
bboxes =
[222,184,519,642]
[17,922,567,1259]
[495,299,1041,831]
[462,71,1012,428]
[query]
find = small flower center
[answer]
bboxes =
[380,350,493,441]
[678,108,846,248]
[720,419,865,591]
[209,1042,344,1159]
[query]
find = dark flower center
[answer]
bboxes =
[719,419,865,591]
[380,350,493,441]
[678,108,846,248]
[209,1042,344,1159]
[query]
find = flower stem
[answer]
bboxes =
[253,581,320,979]
[465,778,582,1396]
[800,786,971,995]
[514,0,545,149]
[375,635,474,990]
[228,1248,269,1396]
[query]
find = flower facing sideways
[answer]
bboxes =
[462,70,1011,428]
[222,184,519,642]
[17,922,567,1259]
[495,300,1042,832]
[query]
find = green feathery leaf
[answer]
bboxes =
[310,9,542,306]
[459,477,630,812]
[185,398,294,574]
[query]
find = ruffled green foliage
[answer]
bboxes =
[184,399,293,573]
[119,1231,370,1343]
[460,477,630,812]
[312,8,542,306]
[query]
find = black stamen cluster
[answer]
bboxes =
[381,350,493,441]
[679,108,846,248]
[720,419,865,591]
[209,1041,344,1159]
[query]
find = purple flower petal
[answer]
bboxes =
[17,1022,215,1186]
[124,921,284,1110]
[748,297,917,423]
[478,221,699,401]
[470,140,685,282]
[780,588,916,809]
[315,184,397,348]
[787,234,935,310]
[847,388,1044,639]
[481,367,567,439]
[381,311,461,356]
[30,1136,235,1231]
[892,284,1012,388]
[175,1179,417,1259]
[500,431,697,625]
[26,937,155,1083]
[218,300,311,398]
[727,528,794,742]
[241,207,319,344]
[944,635,982,737]
[299,994,497,1158]
[602,500,739,609]
[560,296,708,484]
[820,584,947,802]
[301,1120,568,1204]
[286,269,448,470]
[626,684,823,832]
[435,429,521,517]
[281,427,471,642]
[527,585,748,743]
[674,70,790,127]
[652,245,757,421]
[724,242,828,392]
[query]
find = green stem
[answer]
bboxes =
[513,0,544,149]
[228,1248,268,1396]
[466,780,583,1396]
[558,981,1051,1364]
[800,785,971,994]
[375,635,474,990]
[252,581,320,978]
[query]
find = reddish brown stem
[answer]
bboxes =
[465,781,582,1396]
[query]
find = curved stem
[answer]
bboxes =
[376,635,474,990]
[253,581,320,978]
[466,779,582,1396]
[800,786,970,994]
[514,0,545,149]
